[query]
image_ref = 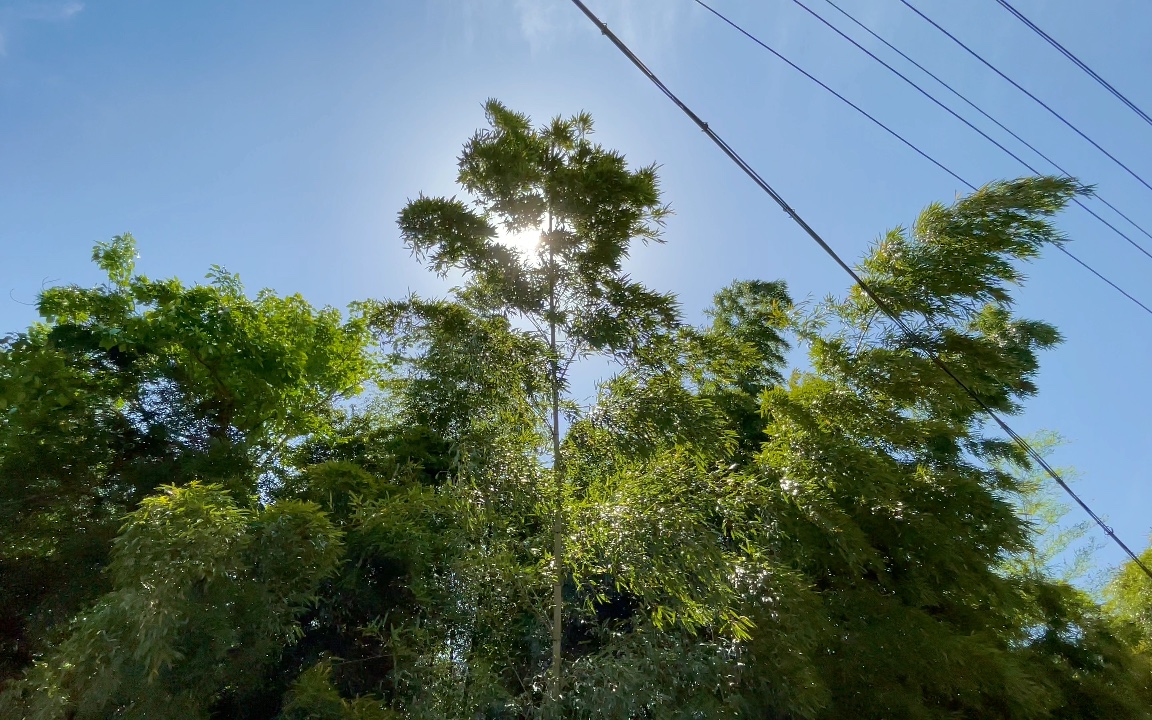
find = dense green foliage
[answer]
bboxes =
[1,104,1149,719]
[0,239,369,691]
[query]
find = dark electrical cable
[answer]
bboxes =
[994,0,1152,129]
[566,0,1152,581]
[645,2,970,189]
[897,0,1152,198]
[782,0,1152,311]
[790,0,1152,267]
[821,0,1152,247]
[1055,246,1152,316]
[689,0,1152,318]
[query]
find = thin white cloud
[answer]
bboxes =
[512,0,695,57]
[610,0,691,52]
[0,1,83,60]
[13,1,84,22]
[514,0,569,50]
[431,0,696,61]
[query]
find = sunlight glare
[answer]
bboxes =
[496,226,542,255]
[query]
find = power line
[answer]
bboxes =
[1055,246,1152,317]
[994,0,1152,129]
[896,0,1152,198]
[781,0,1152,314]
[689,0,1152,319]
[790,0,1152,269]
[566,0,1152,581]
[821,0,1152,247]
[647,1,971,189]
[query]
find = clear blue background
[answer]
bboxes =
[2,0,1149,571]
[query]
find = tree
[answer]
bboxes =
[557,175,1150,718]
[1107,544,1152,655]
[394,99,678,704]
[998,432,1100,584]
[997,436,1152,720]
[743,177,1152,718]
[5,105,1152,719]
[2,483,344,719]
[0,235,372,698]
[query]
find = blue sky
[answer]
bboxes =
[2,0,1150,570]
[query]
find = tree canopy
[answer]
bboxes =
[1,104,1149,719]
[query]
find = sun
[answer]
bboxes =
[495,226,542,255]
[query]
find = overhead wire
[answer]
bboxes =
[691,0,1152,318]
[896,0,1152,197]
[625,1,971,189]
[994,0,1152,130]
[821,0,1152,247]
[565,0,1152,581]
[780,0,1152,313]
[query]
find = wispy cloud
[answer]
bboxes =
[0,1,84,57]
[513,0,695,57]
[18,1,84,22]
[513,0,568,49]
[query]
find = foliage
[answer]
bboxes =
[997,431,1100,584]
[1,483,343,719]
[0,234,372,686]
[281,661,397,720]
[1107,545,1152,655]
[2,106,1151,720]
[397,99,683,707]
[398,100,677,355]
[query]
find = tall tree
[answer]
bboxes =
[749,177,1152,718]
[395,99,678,702]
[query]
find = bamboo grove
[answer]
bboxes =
[1,102,1150,719]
